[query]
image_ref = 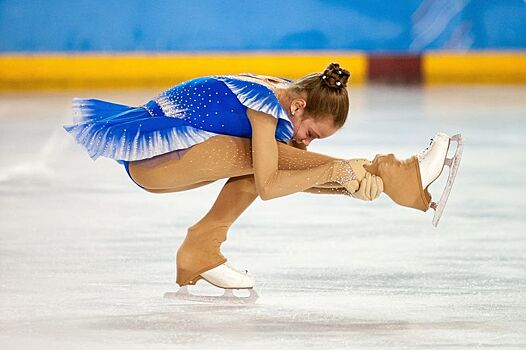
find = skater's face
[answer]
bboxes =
[289,99,338,146]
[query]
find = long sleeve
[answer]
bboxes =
[247,109,351,200]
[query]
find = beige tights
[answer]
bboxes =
[128,135,429,286]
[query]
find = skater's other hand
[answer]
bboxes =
[351,173,383,201]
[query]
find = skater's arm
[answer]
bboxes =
[247,109,348,200]
[287,140,354,195]
[287,136,357,195]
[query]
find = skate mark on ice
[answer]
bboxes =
[0,128,67,184]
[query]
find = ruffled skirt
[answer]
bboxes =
[63,98,218,162]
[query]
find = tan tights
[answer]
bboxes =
[128,135,430,286]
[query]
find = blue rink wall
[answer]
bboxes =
[1,0,526,52]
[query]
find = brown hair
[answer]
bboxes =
[289,62,350,128]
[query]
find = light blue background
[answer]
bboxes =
[1,0,525,52]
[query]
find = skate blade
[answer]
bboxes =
[430,134,464,227]
[164,286,259,304]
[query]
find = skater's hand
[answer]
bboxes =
[350,173,383,201]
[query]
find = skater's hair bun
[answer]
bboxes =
[320,63,351,89]
[289,62,351,128]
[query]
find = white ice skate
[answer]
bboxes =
[416,132,464,227]
[164,262,259,304]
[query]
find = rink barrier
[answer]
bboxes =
[367,52,526,84]
[0,52,366,89]
[0,51,525,89]
[368,54,423,84]
[423,52,526,84]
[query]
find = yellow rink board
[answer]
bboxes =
[424,52,526,84]
[1,52,525,89]
[0,53,366,90]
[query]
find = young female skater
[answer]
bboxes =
[63,63,462,300]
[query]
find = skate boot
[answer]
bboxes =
[417,133,451,188]
[417,133,464,226]
[165,262,259,304]
[200,262,255,289]
[364,132,463,226]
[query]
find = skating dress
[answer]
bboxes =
[63,74,294,187]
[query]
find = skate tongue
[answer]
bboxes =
[417,138,434,161]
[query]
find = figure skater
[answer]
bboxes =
[63,63,462,302]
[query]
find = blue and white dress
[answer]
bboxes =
[63,74,294,186]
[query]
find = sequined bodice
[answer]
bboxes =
[143,75,294,142]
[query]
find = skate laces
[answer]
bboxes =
[417,137,434,162]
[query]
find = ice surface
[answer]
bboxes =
[1,86,525,349]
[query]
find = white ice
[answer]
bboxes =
[1,86,525,349]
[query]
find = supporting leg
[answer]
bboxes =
[176,175,258,286]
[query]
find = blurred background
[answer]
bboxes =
[1,1,525,349]
[1,0,525,87]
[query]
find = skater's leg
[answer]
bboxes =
[128,136,253,191]
[176,175,258,286]
[130,136,362,194]
[276,140,431,209]
[131,134,426,207]
[175,172,350,287]
[278,141,432,210]
[363,133,462,216]
[130,134,429,209]
[277,139,430,210]
[364,154,431,211]
[128,135,372,198]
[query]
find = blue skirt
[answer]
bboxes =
[63,98,219,162]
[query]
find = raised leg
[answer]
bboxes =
[364,154,431,212]
[128,135,361,194]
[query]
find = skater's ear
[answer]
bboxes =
[290,98,307,118]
